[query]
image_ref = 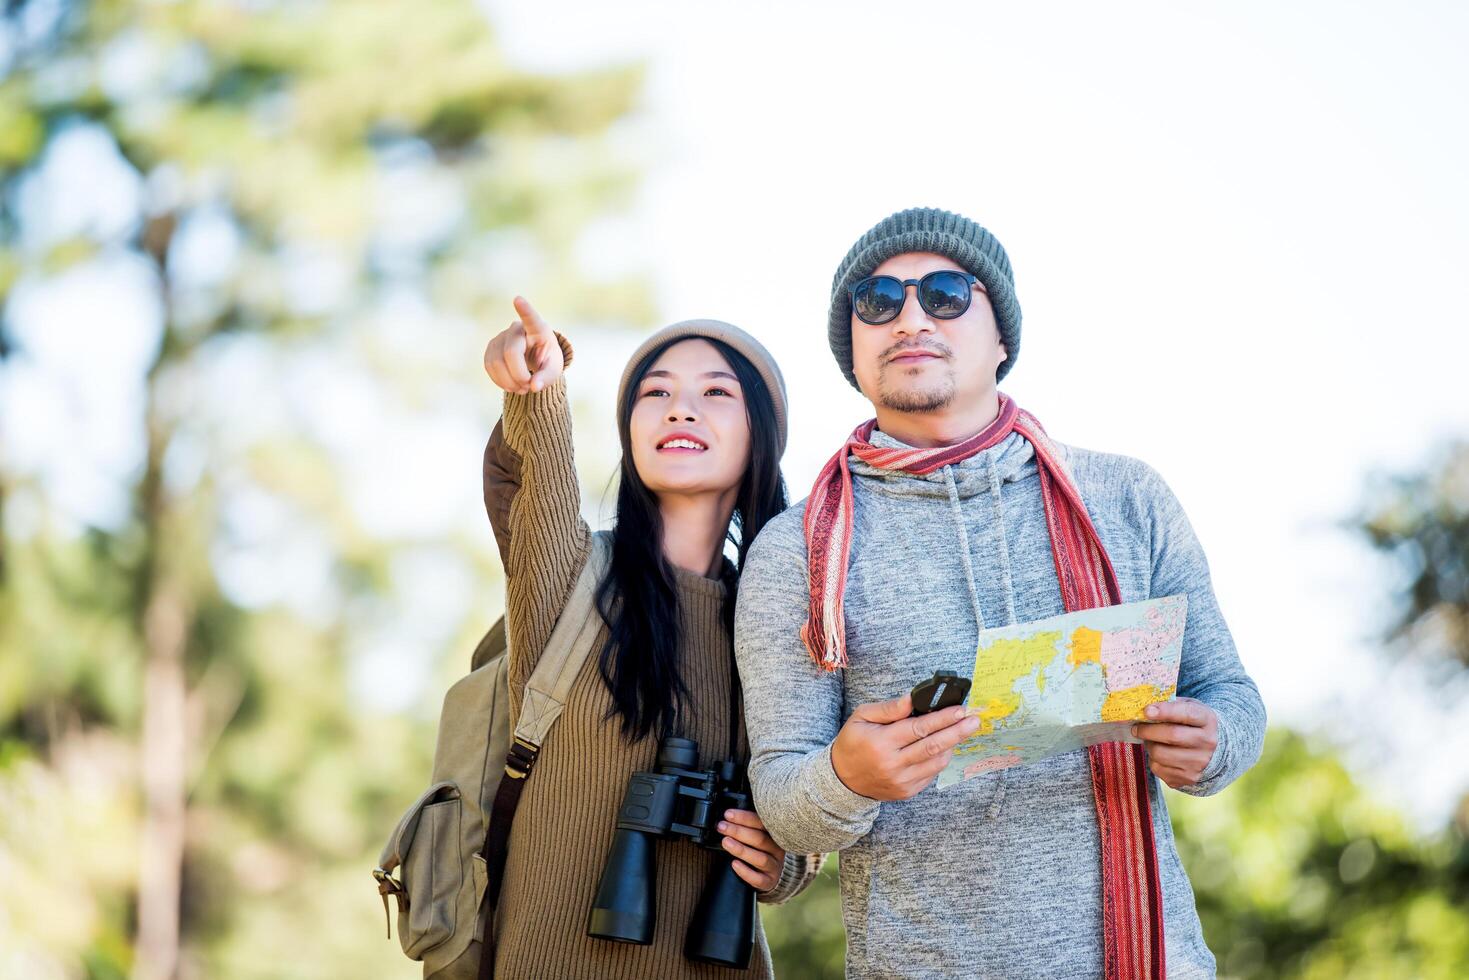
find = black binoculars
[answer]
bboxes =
[587,736,757,969]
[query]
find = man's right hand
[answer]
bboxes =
[829,695,982,801]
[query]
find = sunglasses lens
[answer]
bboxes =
[920,272,973,318]
[853,277,905,324]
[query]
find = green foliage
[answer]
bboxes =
[1357,442,1469,670]
[0,1,650,976]
[1171,730,1469,978]
[761,855,845,979]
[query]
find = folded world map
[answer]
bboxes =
[937,594,1187,788]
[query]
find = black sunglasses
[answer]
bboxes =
[849,270,982,325]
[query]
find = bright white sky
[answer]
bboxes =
[484,0,1469,822]
[3,1,1466,825]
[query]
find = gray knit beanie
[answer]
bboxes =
[616,319,789,456]
[827,207,1022,389]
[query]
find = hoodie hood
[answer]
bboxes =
[848,428,1041,500]
[841,423,1044,633]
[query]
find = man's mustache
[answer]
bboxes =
[881,340,953,364]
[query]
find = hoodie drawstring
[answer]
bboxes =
[986,454,1019,628]
[943,465,986,632]
[944,458,1015,819]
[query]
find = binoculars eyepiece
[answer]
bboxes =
[587,736,757,969]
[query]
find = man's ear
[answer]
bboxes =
[997,342,1009,364]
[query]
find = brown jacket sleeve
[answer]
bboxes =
[757,852,826,906]
[482,419,519,568]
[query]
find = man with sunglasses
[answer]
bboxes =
[734,207,1265,978]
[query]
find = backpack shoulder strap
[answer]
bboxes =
[511,530,612,753]
[476,530,612,980]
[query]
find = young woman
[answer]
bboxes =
[480,296,819,978]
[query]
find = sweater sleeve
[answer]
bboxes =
[498,350,592,706]
[734,511,883,855]
[1142,465,1267,797]
[483,419,519,568]
[757,851,826,906]
[482,331,576,569]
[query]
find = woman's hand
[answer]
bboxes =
[483,296,564,394]
[717,808,787,893]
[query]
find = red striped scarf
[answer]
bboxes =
[801,394,1166,980]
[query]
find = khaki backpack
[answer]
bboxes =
[374,532,611,979]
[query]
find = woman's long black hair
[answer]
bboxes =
[596,337,787,742]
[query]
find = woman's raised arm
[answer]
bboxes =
[485,296,592,703]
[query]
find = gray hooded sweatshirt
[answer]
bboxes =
[734,429,1266,980]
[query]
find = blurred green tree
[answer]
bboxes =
[0,1,648,977]
[760,854,845,979]
[1170,731,1469,979]
[1357,441,1469,671]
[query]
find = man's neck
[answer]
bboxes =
[873,389,1002,449]
[658,490,737,578]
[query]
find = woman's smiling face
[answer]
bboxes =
[629,338,752,497]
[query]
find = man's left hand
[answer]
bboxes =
[1132,697,1219,789]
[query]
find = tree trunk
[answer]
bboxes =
[134,584,190,980]
[132,235,189,978]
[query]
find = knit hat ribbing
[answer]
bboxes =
[827,207,1022,390]
[616,319,789,456]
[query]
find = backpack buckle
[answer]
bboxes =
[505,737,539,779]
[372,867,406,939]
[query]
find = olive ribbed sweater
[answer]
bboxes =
[489,376,816,980]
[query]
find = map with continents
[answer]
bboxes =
[937,594,1187,788]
